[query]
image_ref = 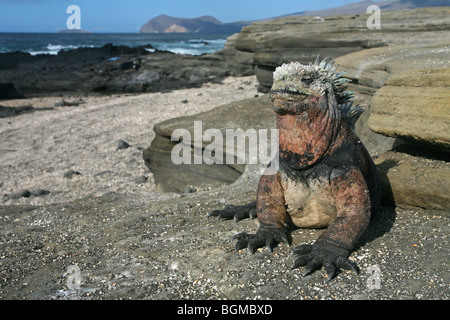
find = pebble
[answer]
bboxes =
[134,176,148,184]
[116,139,131,150]
[63,170,81,179]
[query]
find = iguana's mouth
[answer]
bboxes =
[270,88,311,98]
[270,88,312,113]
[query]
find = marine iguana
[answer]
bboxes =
[209,57,382,280]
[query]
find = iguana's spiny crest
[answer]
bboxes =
[271,56,364,127]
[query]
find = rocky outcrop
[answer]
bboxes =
[234,7,450,92]
[0,43,153,94]
[143,95,274,193]
[366,66,450,211]
[369,68,450,151]
[88,51,242,93]
[334,41,450,157]
[0,40,253,95]
[92,35,254,93]
[375,148,449,210]
[203,33,254,77]
[329,45,449,211]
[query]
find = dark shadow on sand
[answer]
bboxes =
[0,105,54,118]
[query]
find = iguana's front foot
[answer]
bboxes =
[208,201,256,222]
[291,240,359,281]
[233,226,291,254]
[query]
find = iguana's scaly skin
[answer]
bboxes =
[210,57,382,280]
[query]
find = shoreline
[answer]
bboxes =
[0,38,254,96]
[0,32,231,56]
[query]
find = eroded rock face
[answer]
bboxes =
[339,48,450,212]
[143,95,274,193]
[234,7,450,92]
[334,41,450,157]
[0,38,253,95]
[375,149,450,210]
[369,68,450,151]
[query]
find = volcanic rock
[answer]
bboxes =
[235,7,450,92]
[143,95,274,193]
[0,83,24,99]
[375,149,449,210]
[369,68,450,151]
[332,40,450,156]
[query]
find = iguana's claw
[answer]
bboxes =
[291,241,358,281]
[208,202,257,222]
[233,227,291,254]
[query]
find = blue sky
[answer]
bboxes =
[0,0,365,33]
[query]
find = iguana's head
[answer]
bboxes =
[270,57,364,169]
[270,57,353,114]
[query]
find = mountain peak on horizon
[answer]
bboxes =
[139,14,249,34]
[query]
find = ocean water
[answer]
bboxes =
[0,33,230,56]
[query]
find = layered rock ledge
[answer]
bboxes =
[234,7,450,92]
[369,68,450,151]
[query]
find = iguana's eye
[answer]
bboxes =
[302,76,313,85]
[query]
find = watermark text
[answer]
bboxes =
[367,5,381,29]
[66,5,81,30]
[171,121,279,175]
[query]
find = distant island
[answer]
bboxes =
[139,15,251,33]
[57,29,91,34]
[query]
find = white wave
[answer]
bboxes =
[154,42,222,56]
[29,44,96,56]
[47,44,76,51]
[29,50,59,56]
[189,43,207,48]
[167,48,204,55]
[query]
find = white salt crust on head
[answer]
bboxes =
[271,59,364,128]
[273,62,320,81]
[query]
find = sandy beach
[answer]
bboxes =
[0,75,259,206]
